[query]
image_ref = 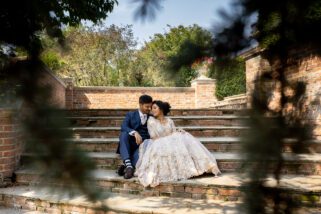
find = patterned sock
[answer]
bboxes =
[124,159,133,168]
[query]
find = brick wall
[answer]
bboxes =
[0,108,23,183]
[19,63,218,109]
[63,78,74,109]
[244,47,321,139]
[71,87,195,109]
[38,66,66,108]
[243,48,272,107]
[191,77,217,108]
[65,78,217,109]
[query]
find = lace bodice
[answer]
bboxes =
[147,117,176,138]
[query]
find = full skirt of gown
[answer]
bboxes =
[135,130,221,187]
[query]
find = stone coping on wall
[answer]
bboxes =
[222,94,247,100]
[73,86,195,92]
[42,66,67,88]
[191,76,216,84]
[238,46,264,60]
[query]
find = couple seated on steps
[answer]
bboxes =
[116,95,220,187]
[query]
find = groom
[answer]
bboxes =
[116,94,153,179]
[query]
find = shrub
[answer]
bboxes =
[208,57,246,100]
[41,51,63,72]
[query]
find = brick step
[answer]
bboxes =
[14,169,321,206]
[73,137,321,153]
[71,126,248,138]
[67,115,248,127]
[65,109,246,117]
[21,152,321,175]
[74,137,241,153]
[0,186,242,214]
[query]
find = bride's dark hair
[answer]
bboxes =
[152,100,171,116]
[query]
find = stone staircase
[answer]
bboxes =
[211,94,247,110]
[1,108,321,213]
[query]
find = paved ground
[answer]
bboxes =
[15,168,321,191]
[0,186,241,214]
[0,208,44,214]
[1,184,321,213]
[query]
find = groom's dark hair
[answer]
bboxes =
[139,94,153,104]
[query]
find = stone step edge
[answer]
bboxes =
[65,108,246,111]
[21,152,321,162]
[0,186,241,214]
[2,186,319,214]
[14,169,321,206]
[66,115,249,120]
[71,137,241,143]
[14,169,321,194]
[222,93,247,100]
[211,103,246,108]
[70,137,321,145]
[69,126,249,131]
[0,208,46,214]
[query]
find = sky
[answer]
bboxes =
[103,0,234,47]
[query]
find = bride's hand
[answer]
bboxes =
[175,128,185,133]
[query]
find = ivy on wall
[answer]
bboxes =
[208,57,246,100]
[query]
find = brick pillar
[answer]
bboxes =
[245,52,271,108]
[191,76,217,108]
[63,78,74,109]
[0,108,23,184]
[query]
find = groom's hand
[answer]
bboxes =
[134,132,143,145]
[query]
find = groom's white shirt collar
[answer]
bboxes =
[138,109,148,125]
[138,110,147,118]
[129,110,147,136]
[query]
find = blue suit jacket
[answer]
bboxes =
[117,110,150,154]
[121,110,143,134]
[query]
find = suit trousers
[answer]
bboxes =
[119,131,140,167]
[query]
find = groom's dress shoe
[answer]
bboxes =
[124,167,134,179]
[117,165,126,176]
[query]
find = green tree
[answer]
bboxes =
[126,52,155,86]
[0,0,118,58]
[0,0,118,201]
[139,25,213,86]
[41,24,138,86]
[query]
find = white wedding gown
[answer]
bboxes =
[135,116,221,187]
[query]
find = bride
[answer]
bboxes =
[135,100,221,187]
